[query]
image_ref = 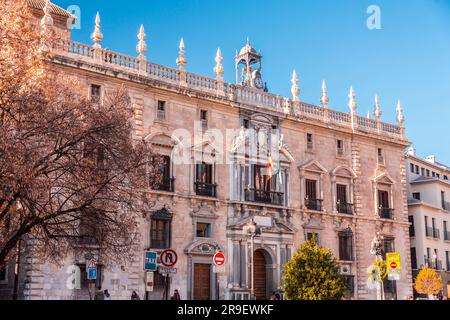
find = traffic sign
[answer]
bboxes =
[386,253,401,280]
[145,271,154,292]
[86,259,97,280]
[213,265,225,274]
[144,251,157,271]
[160,249,178,267]
[87,259,97,269]
[87,268,97,280]
[158,267,177,274]
[213,252,225,267]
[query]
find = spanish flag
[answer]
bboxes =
[266,155,274,180]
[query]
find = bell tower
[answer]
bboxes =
[235,38,266,91]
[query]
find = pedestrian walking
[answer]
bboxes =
[131,291,140,300]
[104,290,111,300]
[270,292,278,300]
[94,286,104,300]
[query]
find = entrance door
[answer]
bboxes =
[193,264,211,300]
[253,250,267,300]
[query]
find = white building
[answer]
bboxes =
[406,147,450,297]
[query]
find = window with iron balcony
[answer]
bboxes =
[195,162,216,197]
[305,179,323,211]
[245,164,284,206]
[377,190,393,219]
[336,184,353,215]
[151,155,175,192]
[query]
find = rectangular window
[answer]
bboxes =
[157,100,166,120]
[337,140,344,156]
[243,118,250,129]
[307,232,319,245]
[377,148,384,164]
[412,192,421,200]
[437,174,440,179]
[425,216,431,237]
[444,221,449,241]
[306,133,313,150]
[90,84,101,102]
[426,169,430,177]
[432,172,436,178]
[200,110,208,129]
[338,231,353,261]
[415,165,419,174]
[409,216,415,237]
[152,155,173,192]
[306,180,317,200]
[411,248,417,270]
[444,175,448,180]
[441,191,447,210]
[421,168,425,176]
[195,162,215,197]
[196,223,211,238]
[410,163,415,173]
[150,218,171,249]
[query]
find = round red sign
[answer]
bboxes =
[390,262,397,269]
[213,252,225,267]
[160,249,178,267]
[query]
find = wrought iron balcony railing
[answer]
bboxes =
[245,188,284,206]
[378,207,394,220]
[444,231,450,241]
[154,178,175,192]
[433,228,440,239]
[305,198,323,211]
[442,201,450,211]
[194,182,217,198]
[336,202,354,215]
[425,258,443,270]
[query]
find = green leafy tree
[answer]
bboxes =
[282,236,346,300]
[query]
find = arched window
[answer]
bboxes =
[150,207,172,249]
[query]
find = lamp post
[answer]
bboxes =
[242,219,258,300]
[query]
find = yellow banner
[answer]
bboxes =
[386,253,401,274]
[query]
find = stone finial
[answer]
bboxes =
[367,110,371,119]
[374,95,382,120]
[176,38,187,71]
[41,0,54,30]
[348,86,357,112]
[396,99,405,125]
[213,48,224,80]
[291,70,300,102]
[136,24,147,59]
[91,12,103,48]
[320,80,329,108]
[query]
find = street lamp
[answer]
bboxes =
[242,219,258,300]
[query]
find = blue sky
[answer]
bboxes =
[56,0,450,164]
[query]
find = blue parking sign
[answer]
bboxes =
[145,251,157,271]
[87,268,97,280]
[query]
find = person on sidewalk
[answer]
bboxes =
[104,290,111,300]
[94,286,104,300]
[131,291,141,300]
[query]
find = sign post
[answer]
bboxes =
[144,251,157,271]
[87,259,97,281]
[160,249,178,300]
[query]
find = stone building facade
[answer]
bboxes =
[406,148,450,298]
[1,1,414,300]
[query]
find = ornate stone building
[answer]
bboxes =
[1,0,414,300]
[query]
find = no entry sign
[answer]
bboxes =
[213,252,225,267]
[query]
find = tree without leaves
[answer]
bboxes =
[0,0,163,268]
[282,236,346,300]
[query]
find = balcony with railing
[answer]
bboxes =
[442,201,450,211]
[51,39,407,143]
[444,230,450,241]
[305,198,323,212]
[378,207,394,220]
[194,182,217,198]
[336,202,354,215]
[245,188,284,206]
[433,228,440,239]
[425,258,443,270]
[155,178,175,193]
[425,226,433,237]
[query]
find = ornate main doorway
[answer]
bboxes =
[253,250,267,300]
